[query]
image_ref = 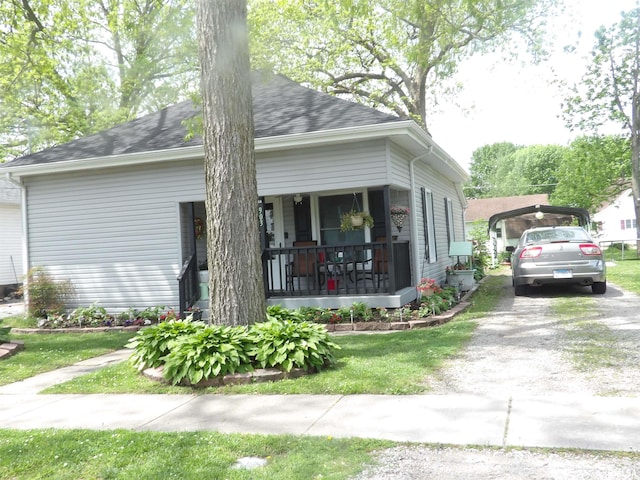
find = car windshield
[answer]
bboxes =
[524,228,590,244]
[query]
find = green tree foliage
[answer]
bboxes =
[551,135,631,212]
[465,142,522,198]
[492,145,565,197]
[0,0,197,161]
[562,7,640,229]
[249,0,553,132]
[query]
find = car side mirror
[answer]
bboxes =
[506,246,515,253]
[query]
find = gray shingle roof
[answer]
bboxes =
[3,72,403,167]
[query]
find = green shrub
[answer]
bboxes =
[127,320,206,371]
[266,304,305,323]
[0,319,10,343]
[25,267,76,318]
[162,325,254,385]
[249,319,340,372]
[68,302,108,326]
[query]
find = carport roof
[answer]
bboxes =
[488,204,590,231]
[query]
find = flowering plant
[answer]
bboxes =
[390,205,409,215]
[417,277,441,297]
[446,262,470,273]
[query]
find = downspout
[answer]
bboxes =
[409,149,431,285]
[5,173,28,288]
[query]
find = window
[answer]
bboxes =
[444,197,455,246]
[318,193,365,246]
[421,187,437,263]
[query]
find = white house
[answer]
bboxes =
[593,188,638,244]
[0,72,469,315]
[0,178,23,295]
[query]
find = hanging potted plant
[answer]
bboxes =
[390,205,409,232]
[340,210,374,231]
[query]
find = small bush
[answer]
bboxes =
[68,302,108,326]
[162,325,254,385]
[249,319,340,372]
[127,320,206,371]
[266,304,305,323]
[0,319,10,343]
[25,267,75,318]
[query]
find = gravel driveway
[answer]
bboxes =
[354,273,640,479]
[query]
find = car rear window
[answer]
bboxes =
[524,228,590,243]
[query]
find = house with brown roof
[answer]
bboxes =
[465,194,549,264]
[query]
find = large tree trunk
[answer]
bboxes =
[196,0,266,325]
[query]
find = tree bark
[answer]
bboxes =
[196,0,266,325]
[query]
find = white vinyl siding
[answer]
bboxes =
[389,144,412,188]
[412,160,465,281]
[256,140,389,195]
[0,204,23,285]
[25,159,205,310]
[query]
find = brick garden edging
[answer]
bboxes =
[0,340,25,360]
[10,326,143,334]
[324,300,470,332]
[143,364,312,388]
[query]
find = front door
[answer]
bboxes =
[264,197,286,290]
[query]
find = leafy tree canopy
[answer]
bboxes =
[0,0,197,161]
[562,7,640,226]
[464,142,522,198]
[551,135,631,212]
[249,0,554,133]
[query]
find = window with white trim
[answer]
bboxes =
[444,197,455,247]
[422,187,437,263]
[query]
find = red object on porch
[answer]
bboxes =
[327,278,339,290]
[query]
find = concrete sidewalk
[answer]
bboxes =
[1,350,639,452]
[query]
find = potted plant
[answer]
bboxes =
[340,210,374,231]
[446,263,475,291]
[416,277,439,298]
[390,205,409,232]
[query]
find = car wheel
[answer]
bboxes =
[514,283,527,296]
[592,282,607,294]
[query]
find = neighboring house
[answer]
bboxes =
[0,178,23,295]
[0,72,469,315]
[465,194,548,262]
[592,189,638,244]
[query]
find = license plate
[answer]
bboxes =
[553,269,573,279]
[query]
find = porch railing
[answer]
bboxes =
[264,241,411,297]
[177,254,200,318]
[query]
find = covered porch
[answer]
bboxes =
[178,185,417,315]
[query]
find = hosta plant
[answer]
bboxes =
[249,319,340,373]
[162,325,254,385]
[127,320,205,371]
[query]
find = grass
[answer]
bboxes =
[551,297,626,372]
[0,272,516,479]
[0,429,393,480]
[603,246,640,295]
[45,272,507,395]
[0,332,136,386]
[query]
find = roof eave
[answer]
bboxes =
[2,121,470,185]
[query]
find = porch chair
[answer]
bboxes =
[288,241,317,291]
[374,237,389,288]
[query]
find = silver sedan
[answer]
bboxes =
[508,226,607,296]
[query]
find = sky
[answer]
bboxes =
[428,0,637,173]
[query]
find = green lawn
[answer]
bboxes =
[604,247,640,294]
[0,271,522,480]
[0,332,136,386]
[44,272,506,395]
[0,429,393,480]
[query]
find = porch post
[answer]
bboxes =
[383,186,396,292]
